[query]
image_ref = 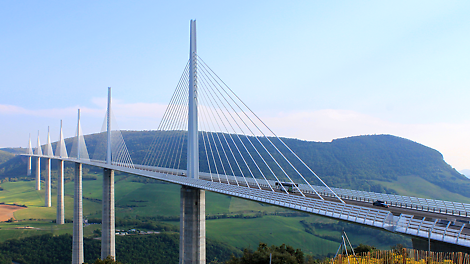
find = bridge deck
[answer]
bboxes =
[27,155,470,248]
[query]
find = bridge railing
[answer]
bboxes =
[301,184,470,218]
[35,152,470,219]
[24,154,470,248]
[194,171,470,218]
[391,214,470,247]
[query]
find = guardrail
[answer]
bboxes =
[23,154,470,247]
[84,159,470,248]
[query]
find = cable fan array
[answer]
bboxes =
[91,108,135,168]
[142,56,343,202]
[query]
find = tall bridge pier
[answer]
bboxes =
[45,127,52,208]
[101,87,116,260]
[56,120,66,225]
[179,19,206,264]
[72,110,84,264]
[35,132,41,190]
[72,162,83,264]
[57,159,65,224]
[45,158,51,207]
[180,187,206,263]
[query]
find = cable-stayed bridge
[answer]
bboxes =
[22,20,470,264]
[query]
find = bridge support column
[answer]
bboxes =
[56,160,64,224]
[72,162,83,264]
[101,168,115,260]
[27,156,31,176]
[180,186,205,264]
[45,158,51,207]
[35,157,41,190]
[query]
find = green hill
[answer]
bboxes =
[0,150,15,165]
[96,132,470,201]
[1,132,468,201]
[1,132,468,259]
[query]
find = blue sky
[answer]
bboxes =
[1,1,470,170]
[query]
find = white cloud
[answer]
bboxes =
[0,100,167,120]
[0,103,102,118]
[4,102,469,171]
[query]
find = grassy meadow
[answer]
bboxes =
[0,168,412,257]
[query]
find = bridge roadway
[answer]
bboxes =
[26,154,470,248]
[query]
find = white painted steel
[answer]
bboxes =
[107,87,112,165]
[199,174,470,218]
[35,132,41,191]
[187,19,198,180]
[55,120,68,158]
[27,135,32,176]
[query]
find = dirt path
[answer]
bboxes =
[0,204,25,221]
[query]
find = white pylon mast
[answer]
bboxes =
[46,126,53,156]
[27,134,32,155]
[37,131,42,155]
[57,120,68,158]
[27,134,32,176]
[187,19,198,179]
[107,87,112,165]
[77,109,81,160]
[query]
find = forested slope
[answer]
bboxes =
[0,233,239,264]
[1,132,468,200]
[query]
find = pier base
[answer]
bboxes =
[101,168,115,260]
[72,163,83,264]
[35,157,40,190]
[56,160,64,224]
[180,186,205,264]
[45,158,51,207]
[27,156,31,176]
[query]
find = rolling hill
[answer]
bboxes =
[1,132,468,201]
[1,132,466,258]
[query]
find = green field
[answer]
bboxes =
[0,221,98,243]
[373,175,470,203]
[0,170,411,257]
[206,215,339,255]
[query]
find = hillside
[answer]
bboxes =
[1,132,468,201]
[0,177,411,257]
[0,150,14,165]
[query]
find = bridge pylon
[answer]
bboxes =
[56,120,67,225]
[101,87,116,260]
[72,109,84,264]
[35,131,42,190]
[27,134,32,176]
[180,19,206,264]
[45,126,53,207]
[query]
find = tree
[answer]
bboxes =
[226,243,305,264]
[86,256,123,264]
[354,244,376,254]
[93,228,102,237]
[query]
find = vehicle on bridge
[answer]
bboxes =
[275,181,299,193]
[373,200,389,208]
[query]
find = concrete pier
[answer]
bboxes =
[180,186,206,264]
[27,156,31,176]
[101,168,115,260]
[56,160,64,224]
[45,158,51,207]
[72,162,83,264]
[35,157,41,190]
